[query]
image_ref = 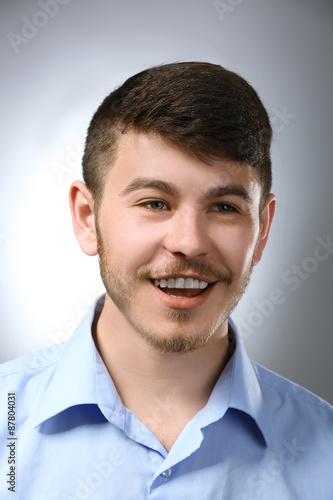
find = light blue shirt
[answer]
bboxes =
[1,294,333,499]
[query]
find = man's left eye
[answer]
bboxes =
[210,203,236,213]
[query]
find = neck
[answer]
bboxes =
[94,294,231,449]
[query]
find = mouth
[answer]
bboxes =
[150,277,216,300]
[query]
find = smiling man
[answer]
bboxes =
[74,132,270,355]
[1,62,333,499]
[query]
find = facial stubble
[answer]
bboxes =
[96,221,258,354]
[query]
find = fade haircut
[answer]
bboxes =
[82,62,272,214]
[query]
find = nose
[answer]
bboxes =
[163,209,211,259]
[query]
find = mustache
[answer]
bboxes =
[137,260,232,285]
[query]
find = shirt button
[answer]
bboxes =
[160,468,172,481]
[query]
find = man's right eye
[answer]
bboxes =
[140,200,169,210]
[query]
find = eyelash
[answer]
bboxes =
[139,201,237,213]
[210,203,237,213]
[140,200,169,210]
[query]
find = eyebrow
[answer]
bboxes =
[204,184,252,204]
[119,177,180,198]
[119,177,252,204]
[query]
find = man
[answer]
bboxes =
[1,62,332,499]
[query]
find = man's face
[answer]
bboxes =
[94,132,268,353]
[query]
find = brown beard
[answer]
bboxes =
[96,219,258,354]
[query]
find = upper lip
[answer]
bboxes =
[150,274,217,283]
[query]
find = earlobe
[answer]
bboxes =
[253,193,276,265]
[69,180,98,256]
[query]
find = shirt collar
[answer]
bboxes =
[34,295,270,446]
[33,295,105,428]
[225,317,270,447]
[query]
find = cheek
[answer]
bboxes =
[217,225,258,276]
[101,216,162,269]
[238,232,260,272]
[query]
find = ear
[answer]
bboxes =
[253,193,276,265]
[69,180,98,256]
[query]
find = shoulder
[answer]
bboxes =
[252,361,333,442]
[0,341,68,390]
[253,361,332,409]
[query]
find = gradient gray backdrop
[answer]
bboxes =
[1,0,332,403]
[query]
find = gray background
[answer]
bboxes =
[1,0,332,403]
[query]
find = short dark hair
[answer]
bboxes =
[82,62,272,213]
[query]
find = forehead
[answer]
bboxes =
[103,131,262,199]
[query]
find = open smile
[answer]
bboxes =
[149,277,217,309]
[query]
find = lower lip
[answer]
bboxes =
[150,281,216,309]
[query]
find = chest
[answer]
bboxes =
[131,405,201,453]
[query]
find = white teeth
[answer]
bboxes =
[153,278,210,289]
[184,278,194,288]
[175,278,185,288]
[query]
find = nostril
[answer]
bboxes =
[173,251,187,258]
